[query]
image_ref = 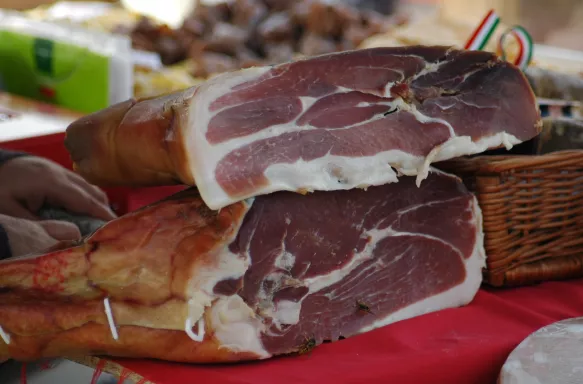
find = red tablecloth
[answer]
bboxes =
[5,133,583,384]
[107,279,583,384]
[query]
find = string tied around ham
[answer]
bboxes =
[185,316,205,342]
[90,359,106,384]
[103,298,119,341]
[0,325,10,345]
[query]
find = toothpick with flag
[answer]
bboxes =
[464,9,534,71]
[464,9,501,51]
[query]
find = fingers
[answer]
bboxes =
[45,177,117,221]
[0,215,61,257]
[47,180,117,221]
[0,198,39,221]
[66,171,110,205]
[60,172,117,221]
[39,220,81,241]
[0,157,117,221]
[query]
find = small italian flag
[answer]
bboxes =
[464,9,534,71]
[499,26,534,71]
[464,9,500,51]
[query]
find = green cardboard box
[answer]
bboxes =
[0,11,133,114]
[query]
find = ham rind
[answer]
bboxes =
[66,46,541,210]
[0,169,485,362]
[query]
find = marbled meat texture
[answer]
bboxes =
[194,46,540,209]
[65,46,541,210]
[0,170,485,362]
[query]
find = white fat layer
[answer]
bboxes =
[415,131,520,187]
[267,187,485,332]
[103,297,119,341]
[270,299,301,326]
[0,325,10,345]
[274,251,295,271]
[184,67,271,210]
[273,226,295,271]
[255,223,307,329]
[185,67,523,210]
[208,295,270,359]
[183,199,255,340]
[413,60,444,81]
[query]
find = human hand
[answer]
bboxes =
[0,156,116,221]
[0,214,81,258]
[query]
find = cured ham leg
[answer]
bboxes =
[65,46,541,210]
[0,170,485,363]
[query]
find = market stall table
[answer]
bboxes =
[71,274,583,384]
[2,96,583,384]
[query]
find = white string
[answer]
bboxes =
[103,298,119,341]
[0,325,10,345]
[185,317,205,342]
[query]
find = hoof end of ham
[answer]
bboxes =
[0,171,485,363]
[65,46,541,210]
[65,89,198,187]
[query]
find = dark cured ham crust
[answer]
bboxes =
[0,188,254,362]
[65,90,198,187]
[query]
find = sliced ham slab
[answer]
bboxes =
[65,46,541,210]
[0,170,484,363]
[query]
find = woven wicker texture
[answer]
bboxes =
[439,150,583,287]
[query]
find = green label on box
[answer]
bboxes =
[33,38,54,75]
[0,30,109,114]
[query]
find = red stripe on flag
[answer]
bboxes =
[513,30,525,66]
[465,9,494,49]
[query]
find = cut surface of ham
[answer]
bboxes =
[0,169,484,363]
[65,46,541,210]
[499,317,583,384]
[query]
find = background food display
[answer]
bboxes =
[19,0,403,98]
[128,0,401,77]
[9,0,582,103]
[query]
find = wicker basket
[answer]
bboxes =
[439,150,583,287]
